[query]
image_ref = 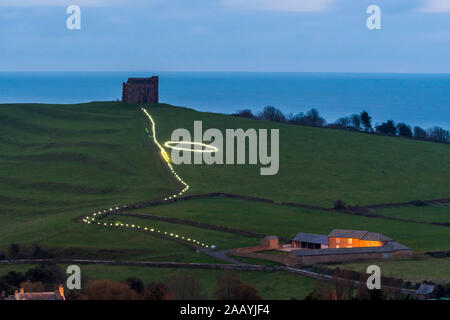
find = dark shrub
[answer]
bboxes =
[360,110,373,132]
[333,117,351,128]
[235,283,261,300]
[214,270,261,300]
[258,106,286,123]
[413,126,428,140]
[304,108,326,127]
[25,263,65,288]
[84,279,139,300]
[290,108,326,127]
[8,244,21,259]
[3,271,27,288]
[166,273,205,300]
[142,282,171,300]
[333,200,347,210]
[410,200,428,207]
[31,244,52,259]
[288,112,307,125]
[126,277,144,293]
[0,278,15,295]
[435,285,446,299]
[428,126,450,142]
[25,267,54,285]
[350,114,361,130]
[397,123,412,137]
[233,109,255,119]
[375,120,397,135]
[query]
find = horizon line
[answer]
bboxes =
[1,70,450,75]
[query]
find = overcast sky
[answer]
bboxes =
[0,0,449,72]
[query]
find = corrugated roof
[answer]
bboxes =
[361,232,392,241]
[328,229,368,238]
[292,232,328,244]
[328,229,392,241]
[291,241,411,257]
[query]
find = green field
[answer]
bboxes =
[0,102,204,262]
[100,214,261,250]
[375,203,450,224]
[326,257,450,284]
[1,101,449,297]
[150,103,450,207]
[131,197,450,253]
[0,264,315,300]
[227,255,284,267]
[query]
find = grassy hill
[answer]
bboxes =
[130,197,449,253]
[0,101,448,290]
[0,102,206,261]
[374,203,450,224]
[150,103,450,207]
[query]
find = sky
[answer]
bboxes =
[0,0,449,72]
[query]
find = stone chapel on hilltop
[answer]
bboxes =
[122,76,159,104]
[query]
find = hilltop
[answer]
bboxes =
[150,103,450,207]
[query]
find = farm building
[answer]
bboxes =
[327,229,392,249]
[287,240,412,265]
[289,229,390,250]
[284,229,412,266]
[279,229,412,265]
[292,232,328,249]
[5,286,65,300]
[232,229,412,266]
[261,236,279,249]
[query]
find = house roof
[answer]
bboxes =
[416,284,435,295]
[264,236,279,240]
[291,241,411,257]
[361,232,392,242]
[328,229,392,241]
[328,229,369,238]
[292,232,328,245]
[21,292,64,300]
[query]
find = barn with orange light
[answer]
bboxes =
[285,229,412,266]
[327,229,391,249]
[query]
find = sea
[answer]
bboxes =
[0,72,449,129]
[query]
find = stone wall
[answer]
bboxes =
[0,259,271,271]
[233,246,272,253]
[230,250,297,266]
[291,249,413,266]
[118,212,285,240]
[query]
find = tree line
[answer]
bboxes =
[0,266,262,300]
[233,106,450,143]
[77,270,262,300]
[0,263,66,297]
[305,268,450,300]
[2,263,449,300]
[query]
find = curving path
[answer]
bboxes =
[78,107,215,250]
[202,249,249,265]
[78,107,449,258]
